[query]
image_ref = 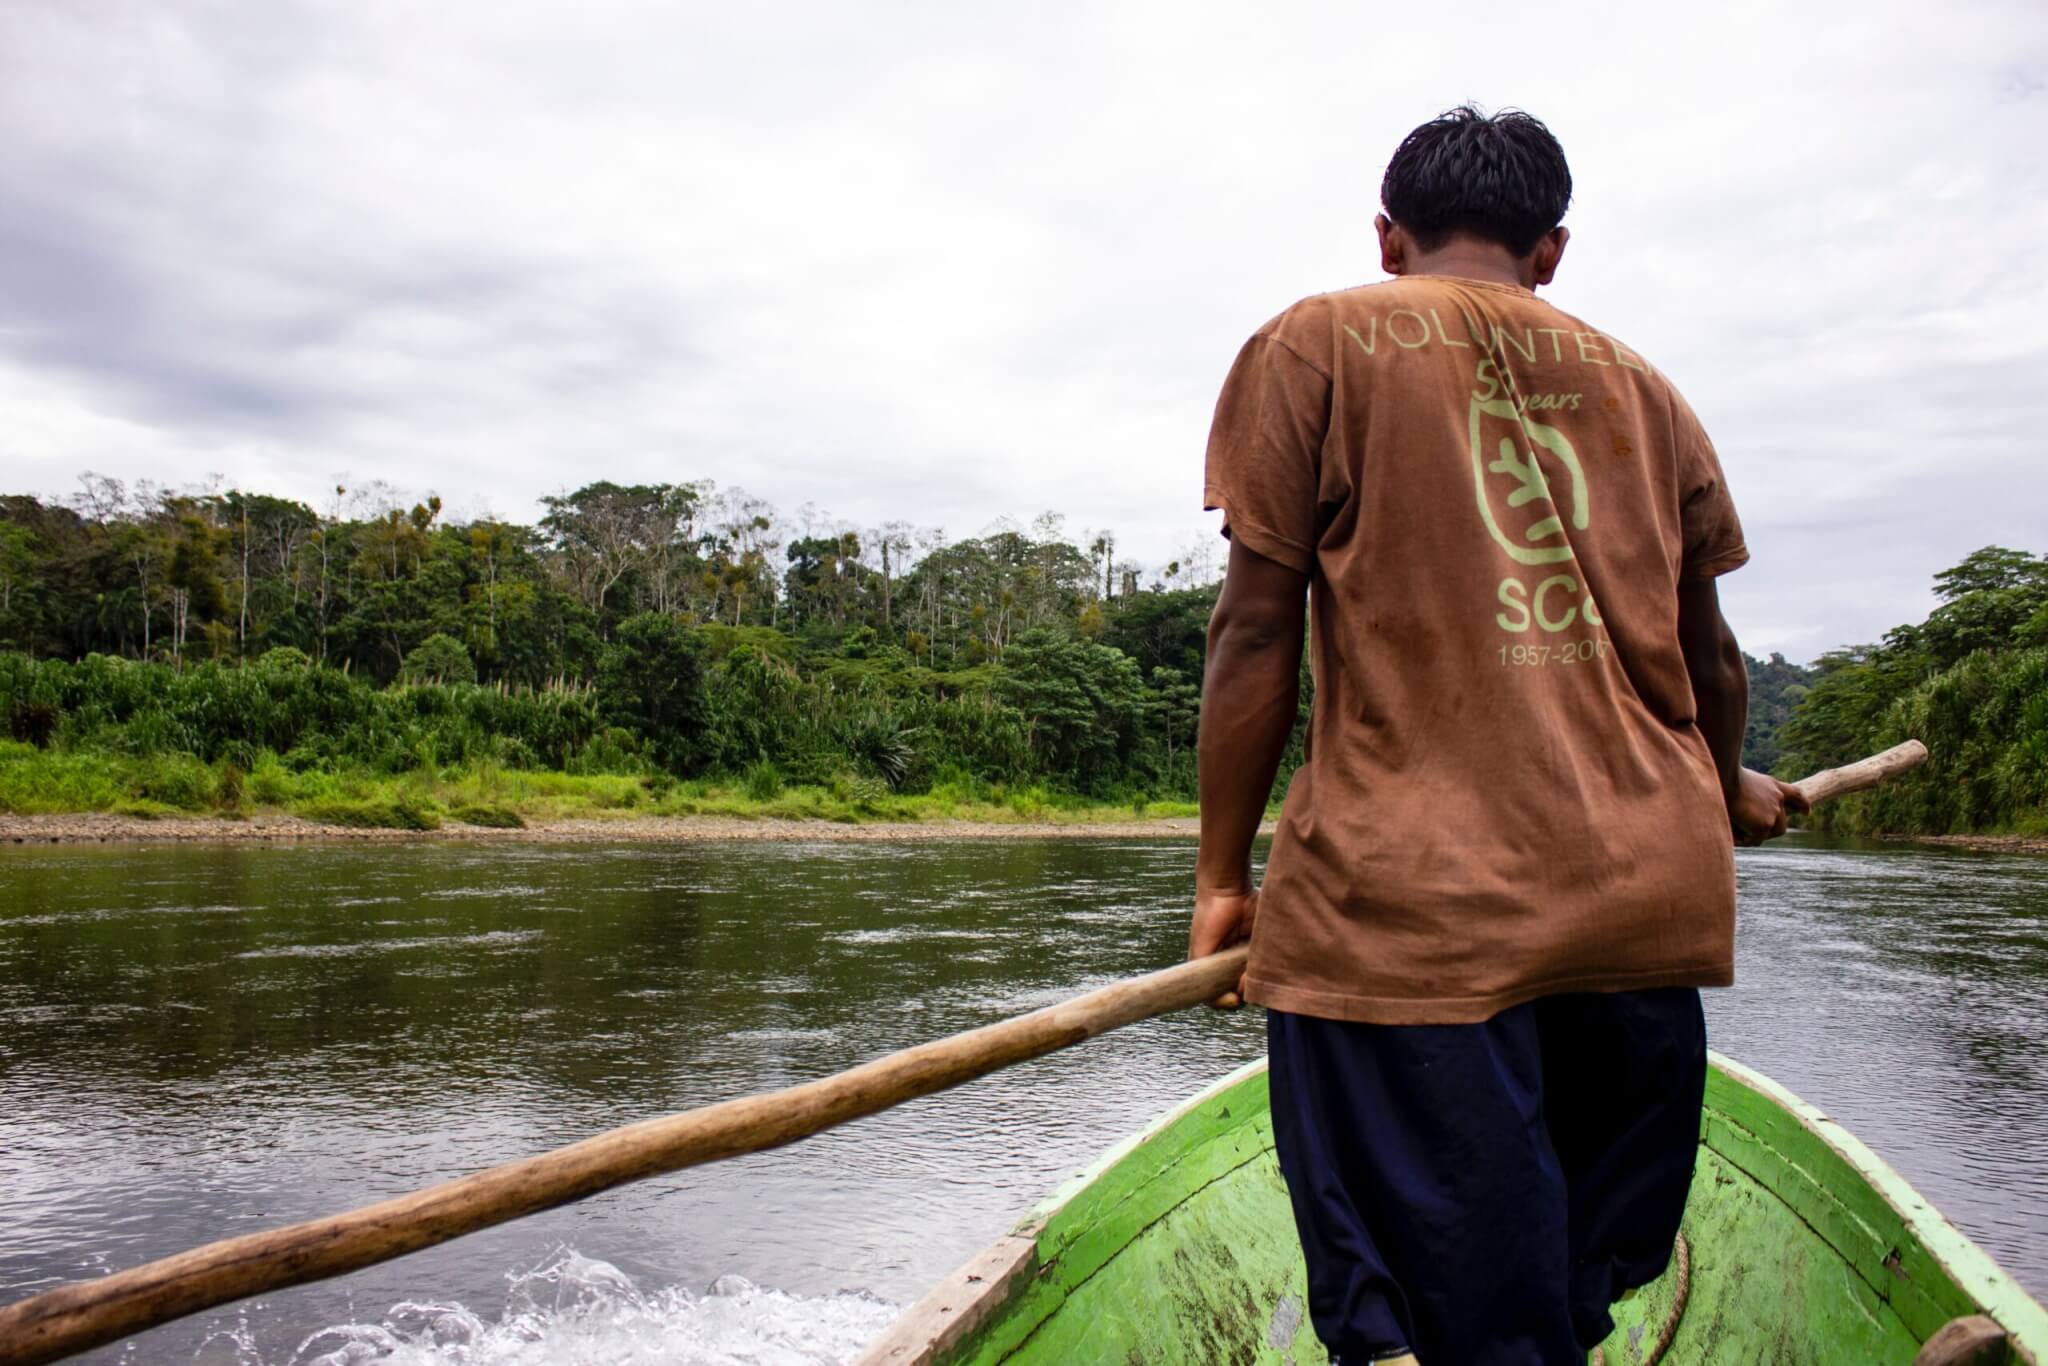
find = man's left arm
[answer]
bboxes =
[1188,538,1308,1007]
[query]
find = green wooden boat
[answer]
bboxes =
[858,1054,2046,1366]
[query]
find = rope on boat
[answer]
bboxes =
[1589,1232,1690,1366]
[1645,1234,1692,1365]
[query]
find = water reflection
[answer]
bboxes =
[0,834,2043,1362]
[1710,836,2048,1270]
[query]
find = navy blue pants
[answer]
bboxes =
[1267,990,1706,1365]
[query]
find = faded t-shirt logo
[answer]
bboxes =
[1468,396,1587,566]
[1470,394,1607,649]
[1331,297,1628,654]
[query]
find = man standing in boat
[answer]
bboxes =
[1189,106,1804,1365]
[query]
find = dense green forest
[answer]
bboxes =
[1777,546,2048,837]
[0,477,2036,835]
[0,477,1230,823]
[1742,652,1814,774]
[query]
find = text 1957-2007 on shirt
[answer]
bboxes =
[1498,637,1609,667]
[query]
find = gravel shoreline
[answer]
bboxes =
[0,811,1231,845]
[1906,832,2048,857]
[3,814,2035,854]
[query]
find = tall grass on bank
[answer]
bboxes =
[0,742,1201,828]
[0,642,1208,801]
[0,649,607,774]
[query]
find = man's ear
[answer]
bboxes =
[1530,226,1569,286]
[1376,214,1406,277]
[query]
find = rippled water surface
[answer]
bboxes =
[0,835,2043,1362]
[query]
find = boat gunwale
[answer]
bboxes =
[852,1057,1270,1366]
[1023,1055,1271,1226]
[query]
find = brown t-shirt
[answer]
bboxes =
[1204,275,1748,1026]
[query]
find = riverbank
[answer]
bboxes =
[1910,833,2048,857]
[0,809,1244,845]
[6,807,2041,852]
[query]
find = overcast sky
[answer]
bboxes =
[2,0,2043,661]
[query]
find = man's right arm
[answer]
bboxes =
[1677,578,1804,843]
[1187,538,1309,1007]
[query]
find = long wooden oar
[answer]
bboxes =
[0,740,1928,1366]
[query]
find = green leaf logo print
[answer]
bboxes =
[1468,396,1588,565]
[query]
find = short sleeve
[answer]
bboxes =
[1202,331,1330,576]
[1675,402,1748,581]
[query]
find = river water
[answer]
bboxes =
[0,835,2043,1363]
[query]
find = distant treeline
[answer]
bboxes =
[5,479,2027,831]
[0,477,1230,801]
[1743,651,1815,775]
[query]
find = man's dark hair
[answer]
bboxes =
[1380,105,1572,258]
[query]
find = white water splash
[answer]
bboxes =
[274,1251,897,1365]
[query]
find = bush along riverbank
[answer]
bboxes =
[0,622,1219,829]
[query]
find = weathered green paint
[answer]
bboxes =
[1697,1057,2048,1357]
[927,1055,2045,1365]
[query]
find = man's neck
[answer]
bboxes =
[1398,244,1533,290]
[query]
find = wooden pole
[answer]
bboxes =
[0,744,1928,1365]
[0,951,1249,1365]
[1790,739,1926,809]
